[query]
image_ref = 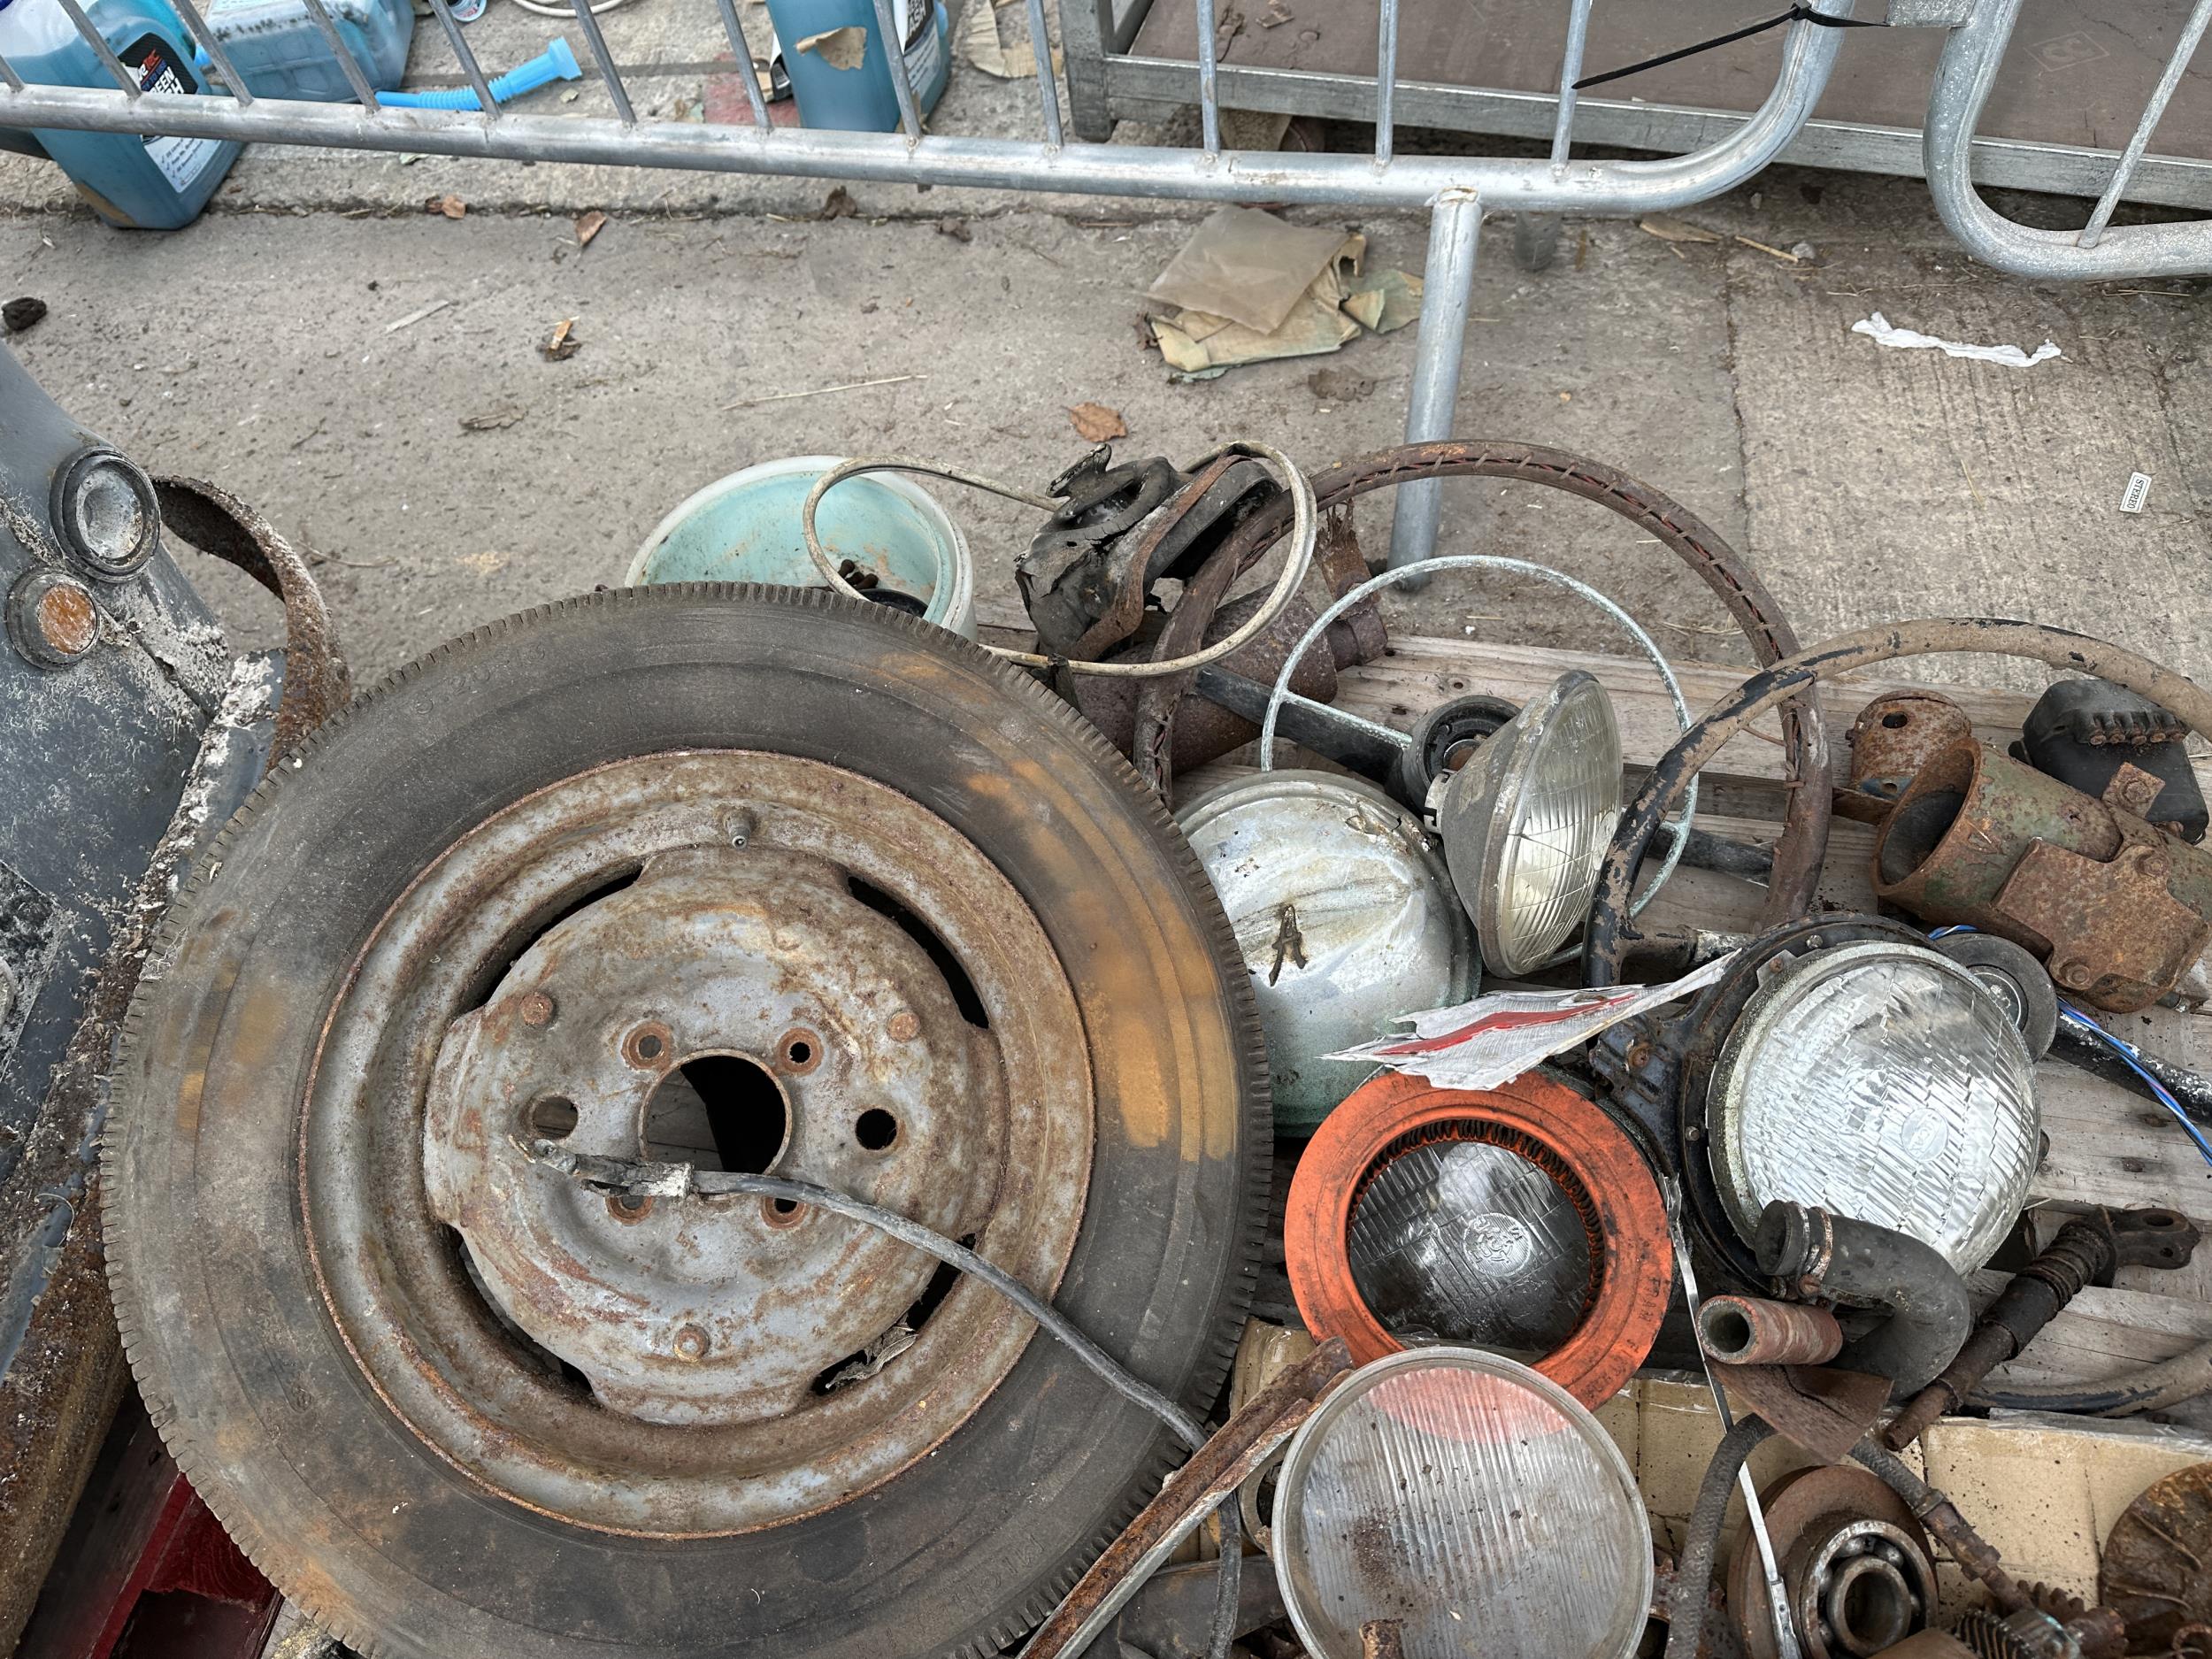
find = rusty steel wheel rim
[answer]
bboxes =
[303,749,1093,1538]
[1281,1070,1672,1409]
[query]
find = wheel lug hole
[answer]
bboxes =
[673,1324,711,1362]
[622,1021,672,1068]
[855,1109,898,1151]
[763,1195,803,1227]
[609,1193,655,1223]
[776,1028,822,1074]
[525,1095,579,1142]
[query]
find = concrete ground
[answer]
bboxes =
[2,32,2208,699]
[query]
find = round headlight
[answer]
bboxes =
[1707,941,2039,1273]
[1179,772,1476,1133]
[53,448,160,579]
[1273,1347,1653,1659]
[1433,671,1623,977]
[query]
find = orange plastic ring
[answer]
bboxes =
[1284,1070,1673,1409]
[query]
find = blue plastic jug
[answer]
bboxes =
[763,0,947,134]
[0,0,240,228]
[203,0,413,104]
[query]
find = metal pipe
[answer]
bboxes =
[1755,1202,1972,1398]
[53,0,142,96]
[1193,0,1221,156]
[1549,0,1594,171]
[711,0,772,129]
[570,0,635,124]
[1926,0,2212,278]
[0,50,20,94]
[423,0,500,119]
[2078,0,2212,248]
[299,0,380,111]
[1386,189,1480,572]
[166,0,254,106]
[868,0,921,138]
[1025,0,1063,147]
[1373,0,1397,165]
[1699,1294,1845,1366]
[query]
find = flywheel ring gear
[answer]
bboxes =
[104,585,1271,1659]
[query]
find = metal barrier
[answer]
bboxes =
[1,0,2208,560]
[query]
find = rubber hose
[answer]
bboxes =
[1755,1202,1973,1397]
[1664,1416,1776,1659]
[1178,440,1835,931]
[1970,1339,2212,1416]
[377,37,580,107]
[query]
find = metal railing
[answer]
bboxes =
[3,0,2209,559]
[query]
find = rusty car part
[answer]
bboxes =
[2098,1463,2212,1655]
[1283,1069,1672,1408]
[1954,1610,2094,1659]
[1699,1295,1845,1367]
[103,587,1271,1659]
[1653,1549,1755,1659]
[1587,618,2212,989]
[1883,1208,2200,1447]
[1667,1416,1781,1659]
[1724,1466,1939,1659]
[1205,440,1834,933]
[1715,1365,1894,1468]
[1843,691,1974,820]
[1870,1636,1976,1659]
[1756,1202,1973,1398]
[2022,679,2208,845]
[1017,1339,1352,1659]
[1870,738,2212,1014]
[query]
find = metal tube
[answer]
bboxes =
[1927,0,2212,278]
[53,0,142,96]
[2078,0,2212,248]
[299,0,380,111]
[1025,0,1063,147]
[1192,0,1222,155]
[1386,189,1480,572]
[1373,0,1397,165]
[167,0,255,106]
[711,0,772,129]
[0,49,25,93]
[869,0,922,139]
[422,0,500,118]
[1549,0,1594,170]
[570,0,635,124]
[1699,1294,1845,1366]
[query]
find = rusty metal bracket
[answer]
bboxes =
[153,477,351,764]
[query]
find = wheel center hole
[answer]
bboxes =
[642,1052,788,1174]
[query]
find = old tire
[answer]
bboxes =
[104,587,1268,1659]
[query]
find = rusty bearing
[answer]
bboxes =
[1727,1465,1939,1659]
[1282,1069,1671,1408]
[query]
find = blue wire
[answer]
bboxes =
[2055,1002,2212,1170]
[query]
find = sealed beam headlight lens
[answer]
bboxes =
[53,448,159,580]
[1708,941,2039,1273]
[1275,1348,1652,1659]
[1435,671,1623,977]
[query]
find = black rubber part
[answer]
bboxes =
[103,586,1271,1659]
[1931,932,2060,1060]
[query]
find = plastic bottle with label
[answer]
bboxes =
[0,0,241,228]
[201,0,413,104]
[761,0,947,134]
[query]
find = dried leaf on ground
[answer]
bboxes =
[1306,366,1374,403]
[1638,214,1719,244]
[460,405,527,431]
[575,210,608,248]
[795,24,867,69]
[821,186,858,220]
[541,318,581,361]
[426,194,467,219]
[1068,402,1127,442]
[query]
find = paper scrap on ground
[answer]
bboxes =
[1325,952,1741,1093]
[1851,311,2061,369]
[795,25,867,69]
[959,0,1058,78]
[1147,207,1424,377]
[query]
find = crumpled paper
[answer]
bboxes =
[959,0,1059,80]
[1147,207,1423,377]
[1324,952,1740,1093]
[1851,311,2062,369]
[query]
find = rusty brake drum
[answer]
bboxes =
[104,587,1269,1659]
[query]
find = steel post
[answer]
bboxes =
[1386,189,1481,574]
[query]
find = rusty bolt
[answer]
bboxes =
[2055,958,2094,990]
[622,1020,672,1068]
[8,571,99,668]
[517,990,557,1028]
[887,1010,920,1043]
[1624,1040,1654,1071]
[673,1324,711,1362]
[608,1192,655,1224]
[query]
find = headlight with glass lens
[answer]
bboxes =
[1704,939,2039,1274]
[53,448,160,580]
[1433,670,1624,976]
[1273,1348,1653,1659]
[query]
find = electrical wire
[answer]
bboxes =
[2054,1002,2212,1170]
[799,446,1321,680]
[1256,553,1703,921]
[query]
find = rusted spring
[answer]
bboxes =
[1586,618,2212,987]
[153,476,352,766]
[1190,440,1832,932]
